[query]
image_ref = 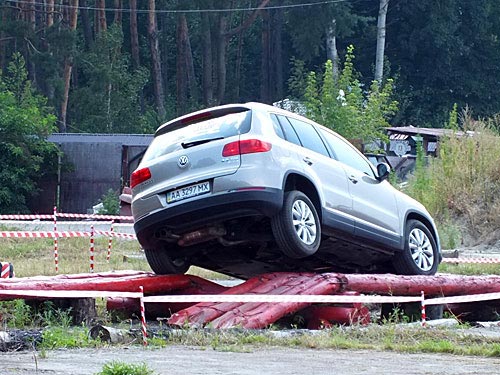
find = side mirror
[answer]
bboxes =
[376,162,391,181]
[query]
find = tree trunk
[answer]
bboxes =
[80,0,93,49]
[183,16,197,103]
[261,4,283,103]
[113,0,122,26]
[326,20,339,81]
[201,11,214,106]
[271,5,284,102]
[129,0,140,69]
[46,0,54,27]
[147,0,166,118]
[374,0,389,84]
[220,0,270,104]
[260,10,271,103]
[176,13,188,115]
[159,10,169,108]
[95,0,107,34]
[215,15,227,105]
[59,0,79,132]
[129,0,144,113]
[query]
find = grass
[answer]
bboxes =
[439,262,500,275]
[95,361,156,375]
[0,235,229,279]
[146,325,500,357]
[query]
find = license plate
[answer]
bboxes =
[167,181,210,203]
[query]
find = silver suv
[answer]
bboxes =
[131,102,441,278]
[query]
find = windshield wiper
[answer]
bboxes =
[181,136,224,149]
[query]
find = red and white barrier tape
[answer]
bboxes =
[54,206,58,273]
[89,225,95,273]
[0,289,142,298]
[55,213,134,221]
[0,231,136,240]
[142,294,423,304]
[442,257,500,264]
[0,213,134,221]
[421,291,426,327]
[425,292,500,305]
[1,262,12,278]
[107,222,114,263]
[0,214,53,220]
[139,286,147,346]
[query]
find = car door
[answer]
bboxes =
[319,128,401,248]
[276,115,354,235]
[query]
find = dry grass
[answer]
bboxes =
[0,236,150,277]
[406,114,500,247]
[0,235,231,279]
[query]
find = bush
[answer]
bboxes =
[295,45,398,144]
[97,189,120,215]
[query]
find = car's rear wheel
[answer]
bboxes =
[144,247,190,275]
[393,219,438,275]
[271,190,321,259]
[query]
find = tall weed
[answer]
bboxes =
[405,111,500,245]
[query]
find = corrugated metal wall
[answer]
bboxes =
[59,142,123,213]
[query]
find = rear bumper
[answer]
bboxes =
[134,188,283,248]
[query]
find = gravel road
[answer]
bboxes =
[2,346,500,375]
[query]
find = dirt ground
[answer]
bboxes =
[1,346,500,375]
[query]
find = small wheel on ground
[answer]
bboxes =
[144,247,190,275]
[271,190,321,259]
[393,219,439,275]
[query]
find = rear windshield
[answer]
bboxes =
[142,110,252,162]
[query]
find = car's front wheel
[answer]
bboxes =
[393,219,439,275]
[271,190,321,259]
[144,247,190,275]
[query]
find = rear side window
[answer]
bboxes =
[287,118,330,157]
[275,115,301,146]
[143,111,251,162]
[270,114,286,140]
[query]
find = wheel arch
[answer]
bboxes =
[282,172,322,221]
[404,211,441,253]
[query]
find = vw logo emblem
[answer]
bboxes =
[178,155,189,168]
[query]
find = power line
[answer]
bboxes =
[8,0,359,14]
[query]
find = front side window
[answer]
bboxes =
[287,118,330,157]
[320,129,374,176]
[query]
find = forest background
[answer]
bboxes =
[2,0,500,241]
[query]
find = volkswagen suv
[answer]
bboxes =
[131,102,441,278]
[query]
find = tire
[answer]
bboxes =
[271,190,321,259]
[144,247,190,275]
[393,219,439,275]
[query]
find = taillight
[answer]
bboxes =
[222,139,272,157]
[130,167,151,188]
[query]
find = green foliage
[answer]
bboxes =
[299,45,398,143]
[0,53,59,213]
[95,362,156,375]
[0,299,32,328]
[41,326,94,349]
[70,25,153,134]
[98,189,120,215]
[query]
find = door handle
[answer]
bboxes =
[348,175,358,184]
[303,157,313,166]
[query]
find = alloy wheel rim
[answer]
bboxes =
[409,228,434,271]
[291,199,317,245]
